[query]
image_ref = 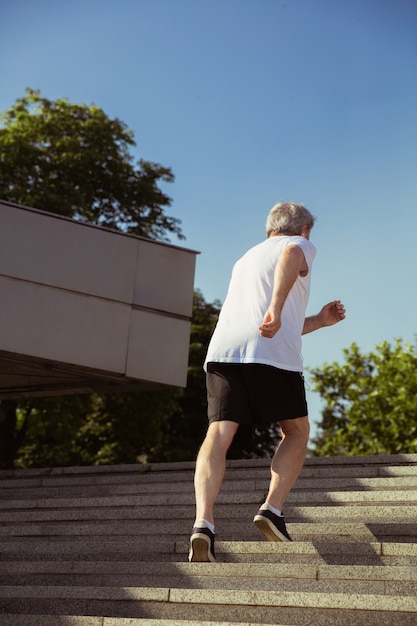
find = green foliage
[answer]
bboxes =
[309,338,417,456]
[86,390,181,465]
[11,390,181,469]
[13,396,96,468]
[0,88,183,241]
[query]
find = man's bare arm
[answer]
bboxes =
[302,300,346,335]
[259,245,307,338]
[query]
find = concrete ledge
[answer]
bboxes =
[1,453,416,480]
[170,587,417,612]
[0,200,198,395]
[0,617,283,626]
[0,585,416,612]
[2,480,417,502]
[0,617,103,626]
[0,585,169,602]
[1,475,416,499]
[2,561,417,583]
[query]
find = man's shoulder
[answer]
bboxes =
[288,236,317,257]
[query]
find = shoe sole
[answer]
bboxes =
[188,533,216,562]
[253,515,292,542]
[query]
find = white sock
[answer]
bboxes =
[195,519,215,534]
[263,502,283,517]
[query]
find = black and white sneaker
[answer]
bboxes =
[188,521,216,562]
[253,504,292,542]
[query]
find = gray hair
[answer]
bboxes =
[266,202,316,237]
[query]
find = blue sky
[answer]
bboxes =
[2,0,417,436]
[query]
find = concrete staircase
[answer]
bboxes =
[0,453,416,625]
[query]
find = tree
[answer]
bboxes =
[9,395,97,469]
[0,88,183,241]
[0,89,184,469]
[13,391,181,468]
[309,338,417,456]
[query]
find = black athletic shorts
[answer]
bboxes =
[206,362,308,427]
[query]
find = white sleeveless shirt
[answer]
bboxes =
[204,235,316,372]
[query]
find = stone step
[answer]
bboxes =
[0,502,414,525]
[1,517,415,540]
[1,529,414,550]
[1,475,416,499]
[1,561,416,595]
[0,454,416,490]
[0,617,292,626]
[2,488,416,510]
[178,540,417,565]
[0,585,416,625]
[2,540,415,566]
[1,454,416,625]
[0,498,414,519]
[0,572,415,597]
[1,452,416,477]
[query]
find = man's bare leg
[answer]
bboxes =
[265,415,310,511]
[253,416,309,542]
[193,420,239,525]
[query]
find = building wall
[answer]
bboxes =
[0,201,198,397]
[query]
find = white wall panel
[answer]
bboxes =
[0,201,198,396]
[0,276,130,372]
[134,240,195,317]
[0,204,138,303]
[126,309,191,388]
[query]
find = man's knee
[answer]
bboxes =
[205,420,239,450]
[280,416,310,442]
